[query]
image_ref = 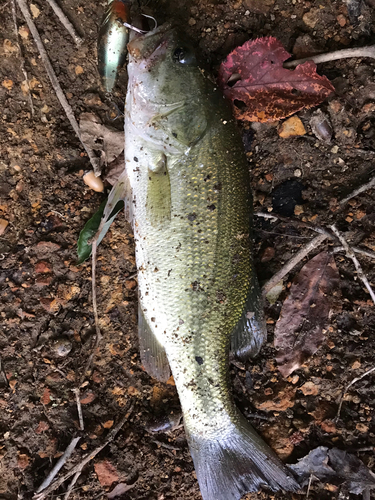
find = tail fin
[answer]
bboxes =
[188,414,299,500]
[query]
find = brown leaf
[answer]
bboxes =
[275,251,340,377]
[79,113,124,168]
[94,460,119,487]
[218,37,334,122]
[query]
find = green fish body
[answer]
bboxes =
[122,24,299,500]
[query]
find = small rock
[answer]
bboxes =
[278,116,306,138]
[302,8,320,28]
[299,381,319,396]
[356,423,369,433]
[75,65,84,75]
[30,3,40,17]
[188,18,196,26]
[292,34,321,59]
[52,337,72,357]
[337,14,346,26]
[294,168,302,177]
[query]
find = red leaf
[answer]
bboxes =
[274,252,340,377]
[94,460,119,487]
[219,37,335,122]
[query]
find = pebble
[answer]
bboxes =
[83,171,104,193]
[302,8,320,28]
[52,337,73,357]
[294,168,302,177]
[336,14,346,26]
[310,109,332,143]
[278,116,306,138]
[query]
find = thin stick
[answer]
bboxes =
[44,0,83,46]
[33,406,134,500]
[262,233,328,296]
[36,437,81,493]
[284,45,375,68]
[336,366,375,419]
[255,212,375,260]
[333,246,375,260]
[306,473,313,499]
[11,0,34,116]
[330,225,375,305]
[78,239,102,386]
[63,471,81,500]
[15,0,100,174]
[73,388,84,431]
[339,176,375,206]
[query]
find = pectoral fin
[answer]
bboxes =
[231,271,267,360]
[146,154,171,226]
[138,304,171,382]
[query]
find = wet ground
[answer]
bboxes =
[0,0,375,499]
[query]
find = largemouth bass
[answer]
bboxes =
[121,23,299,500]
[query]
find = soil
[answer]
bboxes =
[0,0,375,499]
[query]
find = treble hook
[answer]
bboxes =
[119,13,158,34]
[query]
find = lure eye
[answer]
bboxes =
[172,47,196,65]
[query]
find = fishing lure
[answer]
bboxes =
[97,0,131,93]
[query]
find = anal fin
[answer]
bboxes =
[138,304,171,382]
[231,270,267,360]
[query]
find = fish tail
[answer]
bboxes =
[187,414,299,500]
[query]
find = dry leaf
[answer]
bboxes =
[94,460,119,487]
[291,447,375,495]
[275,252,340,377]
[219,37,334,122]
[2,79,13,90]
[79,113,124,168]
[30,4,40,18]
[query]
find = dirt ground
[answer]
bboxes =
[1,0,375,499]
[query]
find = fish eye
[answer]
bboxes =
[172,47,196,65]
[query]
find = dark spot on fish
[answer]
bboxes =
[134,156,138,162]
[179,319,184,325]
[195,356,204,365]
[172,132,178,138]
[151,317,155,322]
[213,182,222,191]
[168,269,172,276]
[207,204,216,211]
[154,267,159,272]
[232,253,241,264]
[191,281,203,292]
[187,213,197,221]
[216,290,226,303]
[203,175,211,181]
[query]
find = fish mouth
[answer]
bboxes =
[127,22,174,62]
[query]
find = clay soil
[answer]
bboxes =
[1,0,375,499]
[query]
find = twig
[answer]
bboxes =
[262,233,328,296]
[330,225,375,305]
[336,366,375,419]
[254,211,332,238]
[11,0,34,116]
[339,175,375,206]
[15,0,100,174]
[73,388,84,431]
[306,473,313,499]
[333,246,375,260]
[34,405,134,500]
[36,436,81,493]
[284,45,375,68]
[78,240,102,386]
[63,471,81,500]
[44,0,83,46]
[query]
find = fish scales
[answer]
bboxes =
[123,23,299,500]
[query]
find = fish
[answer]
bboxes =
[97,0,131,93]
[114,22,300,500]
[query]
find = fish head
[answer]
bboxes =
[126,24,209,152]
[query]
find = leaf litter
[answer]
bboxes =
[218,36,334,122]
[274,251,340,377]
